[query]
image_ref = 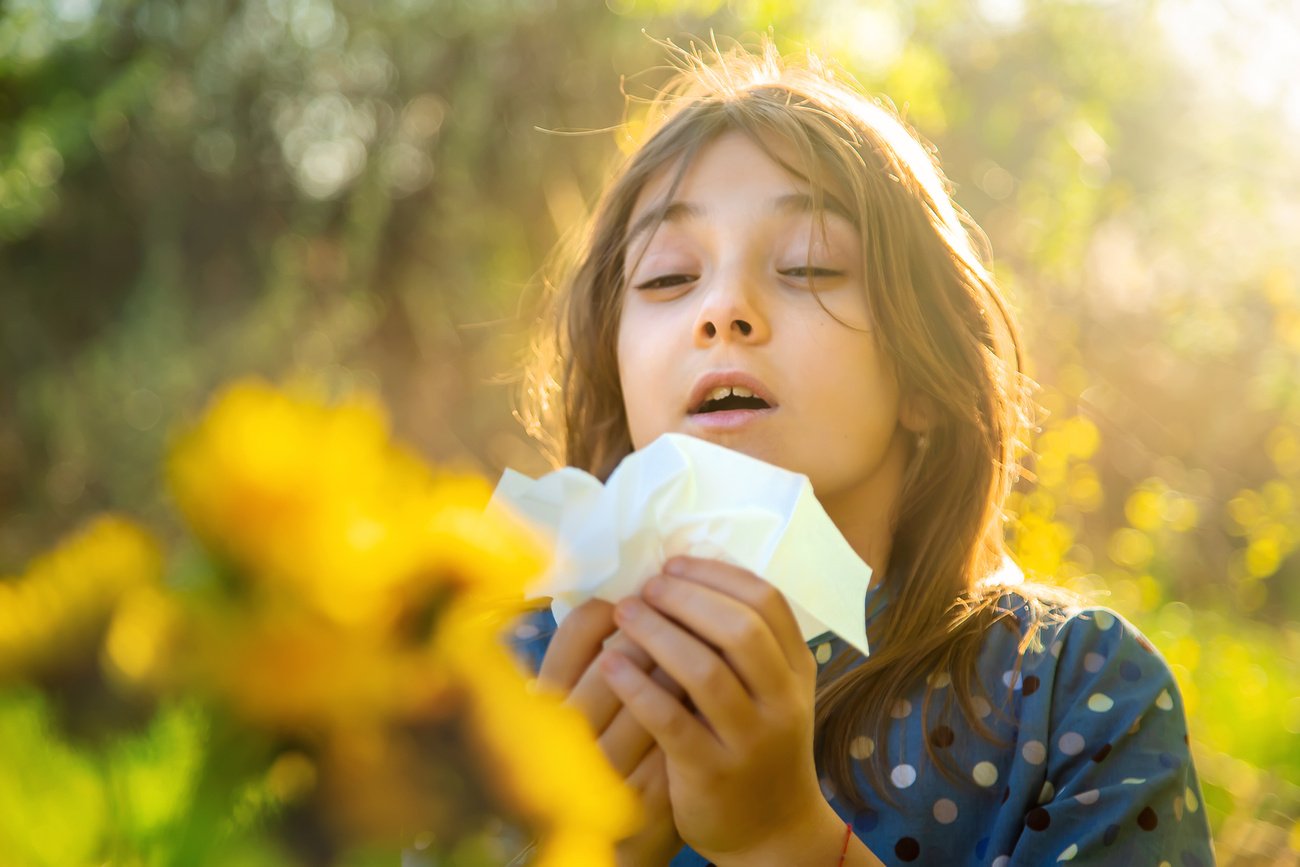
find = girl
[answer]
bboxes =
[509,40,1215,867]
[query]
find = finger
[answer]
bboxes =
[600,647,718,762]
[599,673,680,778]
[664,556,809,670]
[611,599,750,745]
[626,743,669,805]
[537,598,617,694]
[567,629,656,731]
[642,572,792,701]
[623,746,676,847]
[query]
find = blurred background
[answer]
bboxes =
[2,0,1298,862]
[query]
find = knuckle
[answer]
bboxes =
[799,642,818,669]
[729,613,763,647]
[687,653,723,687]
[756,583,783,611]
[659,704,692,741]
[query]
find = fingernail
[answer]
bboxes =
[616,597,644,622]
[665,558,686,576]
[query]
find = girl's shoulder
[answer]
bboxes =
[973,584,1190,739]
[957,590,1215,865]
[982,584,1167,673]
[977,590,1196,774]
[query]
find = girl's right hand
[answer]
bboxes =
[537,598,685,867]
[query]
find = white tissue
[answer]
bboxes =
[488,432,871,656]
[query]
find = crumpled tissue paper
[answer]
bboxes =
[488,432,871,656]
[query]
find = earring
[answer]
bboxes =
[904,431,930,490]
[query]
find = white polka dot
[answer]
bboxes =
[992,858,1010,867]
[1022,740,1047,764]
[819,776,836,799]
[933,798,958,824]
[973,761,998,787]
[1094,610,1115,631]
[1002,669,1023,689]
[891,699,913,719]
[1174,796,1184,821]
[1159,862,1172,867]
[1087,693,1115,712]
[972,695,992,718]
[1059,732,1086,755]
[891,764,917,788]
[928,670,951,688]
[1051,639,1064,657]
[1057,843,1078,861]
[1039,781,1055,804]
[1156,689,1174,710]
[1186,787,1199,813]
[1074,789,1100,805]
[814,642,832,664]
[1121,777,1146,785]
[850,735,875,760]
[1128,714,1143,734]
[1084,652,1106,672]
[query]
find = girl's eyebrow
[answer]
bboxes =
[625,192,857,248]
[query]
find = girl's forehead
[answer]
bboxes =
[626,129,852,233]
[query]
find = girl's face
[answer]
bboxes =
[616,130,916,540]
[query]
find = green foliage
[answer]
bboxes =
[0,689,206,865]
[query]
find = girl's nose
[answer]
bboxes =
[700,319,752,338]
[693,272,770,346]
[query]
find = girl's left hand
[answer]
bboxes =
[598,555,827,864]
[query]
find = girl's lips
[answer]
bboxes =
[686,407,776,430]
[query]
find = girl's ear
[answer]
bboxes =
[899,391,936,435]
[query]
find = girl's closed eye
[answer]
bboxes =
[634,272,698,290]
[779,265,844,280]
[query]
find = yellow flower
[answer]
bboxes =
[192,608,451,732]
[167,377,620,860]
[167,379,548,633]
[168,380,420,624]
[0,516,162,680]
[103,583,183,688]
[436,602,642,867]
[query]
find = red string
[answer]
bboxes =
[838,820,852,865]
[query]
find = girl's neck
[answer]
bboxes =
[821,491,893,593]
[816,427,913,593]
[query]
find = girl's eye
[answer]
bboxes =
[780,266,843,279]
[633,273,696,290]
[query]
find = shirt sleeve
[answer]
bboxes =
[504,605,559,678]
[1005,606,1216,866]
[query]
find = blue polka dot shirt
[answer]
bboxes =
[508,581,1216,866]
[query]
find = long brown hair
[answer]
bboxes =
[519,38,1083,810]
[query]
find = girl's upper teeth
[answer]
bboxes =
[707,385,756,401]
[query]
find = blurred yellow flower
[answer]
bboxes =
[168,379,548,633]
[163,378,631,860]
[191,606,456,733]
[103,584,182,687]
[0,515,162,680]
[437,603,642,867]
